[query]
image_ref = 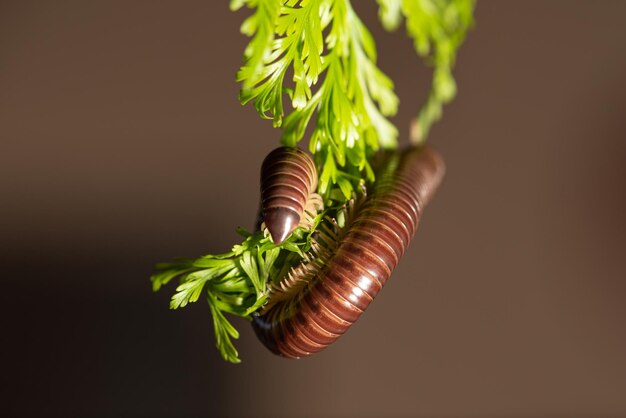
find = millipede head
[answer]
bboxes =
[263,207,300,244]
[260,146,318,244]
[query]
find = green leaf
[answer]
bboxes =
[239,251,262,295]
[376,0,402,31]
[170,279,208,309]
[400,0,475,142]
[336,175,353,200]
[150,263,193,291]
[152,226,318,362]
[208,293,241,363]
[235,0,400,195]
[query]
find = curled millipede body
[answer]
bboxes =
[253,146,445,358]
[260,147,321,244]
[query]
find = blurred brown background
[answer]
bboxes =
[1,1,625,417]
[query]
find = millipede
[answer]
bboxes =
[259,146,322,244]
[253,146,445,358]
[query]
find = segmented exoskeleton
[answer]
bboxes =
[260,147,323,244]
[253,146,445,358]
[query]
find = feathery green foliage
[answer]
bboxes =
[232,0,400,200]
[152,0,474,363]
[151,223,320,363]
[399,0,475,142]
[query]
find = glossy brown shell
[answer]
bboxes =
[252,146,446,358]
[260,147,318,244]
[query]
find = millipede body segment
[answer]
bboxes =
[253,146,446,358]
[260,147,318,244]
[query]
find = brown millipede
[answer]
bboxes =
[260,146,322,244]
[252,146,445,358]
